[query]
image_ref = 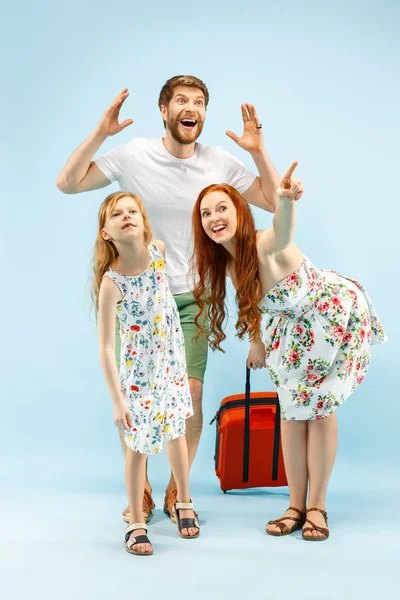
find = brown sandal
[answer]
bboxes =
[122,489,156,524]
[266,506,306,536]
[302,507,329,542]
[163,488,178,523]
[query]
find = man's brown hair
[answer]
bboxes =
[158,75,210,127]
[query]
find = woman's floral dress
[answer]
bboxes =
[261,256,387,420]
[104,243,193,454]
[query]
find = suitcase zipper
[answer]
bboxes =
[210,396,277,425]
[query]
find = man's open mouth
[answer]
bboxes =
[180,119,197,129]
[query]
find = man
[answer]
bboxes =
[57,75,281,524]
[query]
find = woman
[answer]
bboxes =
[191,163,386,541]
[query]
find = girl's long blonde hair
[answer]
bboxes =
[91,191,152,310]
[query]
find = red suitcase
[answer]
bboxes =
[210,367,287,492]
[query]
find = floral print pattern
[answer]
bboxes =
[104,243,193,454]
[261,256,387,420]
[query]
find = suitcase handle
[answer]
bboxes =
[243,366,281,483]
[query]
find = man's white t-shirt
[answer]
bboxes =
[95,138,256,295]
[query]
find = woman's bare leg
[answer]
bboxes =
[304,412,338,538]
[266,420,308,533]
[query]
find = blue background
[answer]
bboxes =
[2,1,399,598]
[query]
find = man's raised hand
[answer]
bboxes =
[97,88,134,137]
[225,103,264,153]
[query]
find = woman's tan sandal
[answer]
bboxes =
[124,523,153,556]
[266,506,306,536]
[302,507,329,542]
[174,501,200,539]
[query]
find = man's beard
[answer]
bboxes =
[167,114,204,145]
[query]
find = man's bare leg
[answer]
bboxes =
[165,377,203,495]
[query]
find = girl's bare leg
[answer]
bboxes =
[119,428,152,491]
[125,448,152,553]
[166,435,198,537]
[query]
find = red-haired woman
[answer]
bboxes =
[191,163,387,541]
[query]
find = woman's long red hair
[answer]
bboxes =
[191,184,262,352]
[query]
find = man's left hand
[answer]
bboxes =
[226,103,264,153]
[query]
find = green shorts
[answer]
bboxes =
[115,291,209,382]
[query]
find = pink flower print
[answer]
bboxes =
[333,325,345,339]
[332,297,341,307]
[318,301,330,313]
[342,332,352,344]
[307,373,318,381]
[289,350,300,363]
[295,325,303,335]
[288,273,299,287]
[360,329,366,342]
[317,401,324,409]
[273,340,280,351]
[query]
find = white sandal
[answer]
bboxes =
[174,501,200,539]
[124,522,153,556]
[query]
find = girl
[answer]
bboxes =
[93,191,200,556]
[191,163,386,541]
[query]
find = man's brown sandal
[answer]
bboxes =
[122,489,156,524]
[163,488,178,523]
[174,501,200,539]
[266,506,306,536]
[302,507,329,542]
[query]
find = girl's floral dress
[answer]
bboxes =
[261,256,387,420]
[104,242,193,454]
